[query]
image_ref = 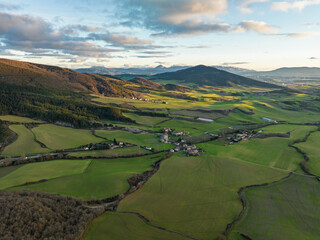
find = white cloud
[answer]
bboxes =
[118,0,229,36]
[239,0,269,14]
[234,20,279,34]
[281,32,319,37]
[271,0,320,11]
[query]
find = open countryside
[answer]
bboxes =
[1,1,320,239]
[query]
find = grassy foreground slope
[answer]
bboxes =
[295,131,320,176]
[15,154,164,200]
[2,125,49,155]
[118,155,286,240]
[84,212,189,240]
[32,124,102,150]
[230,174,320,240]
[0,160,90,189]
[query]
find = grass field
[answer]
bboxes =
[69,146,149,158]
[295,131,320,176]
[95,130,173,151]
[0,165,21,178]
[124,113,169,127]
[0,160,90,189]
[84,212,189,240]
[32,124,102,150]
[0,115,43,123]
[15,154,165,200]
[117,155,286,240]
[229,174,320,240]
[2,125,49,155]
[199,125,316,172]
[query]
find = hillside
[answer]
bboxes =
[129,77,162,88]
[151,65,280,88]
[0,59,138,97]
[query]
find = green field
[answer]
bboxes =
[0,115,43,123]
[0,165,21,178]
[2,125,49,155]
[95,130,173,151]
[0,160,90,189]
[295,131,320,176]
[229,174,320,240]
[199,125,316,172]
[69,146,149,158]
[117,155,286,240]
[32,124,102,150]
[124,113,169,127]
[15,154,164,200]
[84,212,189,240]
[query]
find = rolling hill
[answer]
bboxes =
[151,65,280,88]
[0,58,138,97]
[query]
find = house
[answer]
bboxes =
[143,146,152,151]
[170,149,175,153]
[160,134,169,143]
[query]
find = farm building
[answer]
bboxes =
[196,118,214,123]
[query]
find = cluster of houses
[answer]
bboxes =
[160,128,190,143]
[226,132,253,145]
[170,142,201,156]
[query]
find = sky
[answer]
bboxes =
[0,0,319,70]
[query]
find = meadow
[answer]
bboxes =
[1,125,49,155]
[14,154,165,200]
[229,174,320,240]
[69,146,149,158]
[84,212,189,240]
[0,160,90,189]
[32,124,102,150]
[95,130,173,151]
[199,125,316,172]
[116,155,286,240]
[295,131,320,176]
[0,115,43,123]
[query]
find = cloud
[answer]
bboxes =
[117,0,229,36]
[238,0,269,14]
[0,12,153,58]
[280,32,319,37]
[0,1,21,10]
[271,0,320,11]
[89,32,152,46]
[61,25,104,35]
[222,62,250,65]
[309,57,319,59]
[233,20,279,34]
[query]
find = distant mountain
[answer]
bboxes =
[150,65,280,88]
[75,65,190,76]
[243,67,320,81]
[0,58,138,97]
